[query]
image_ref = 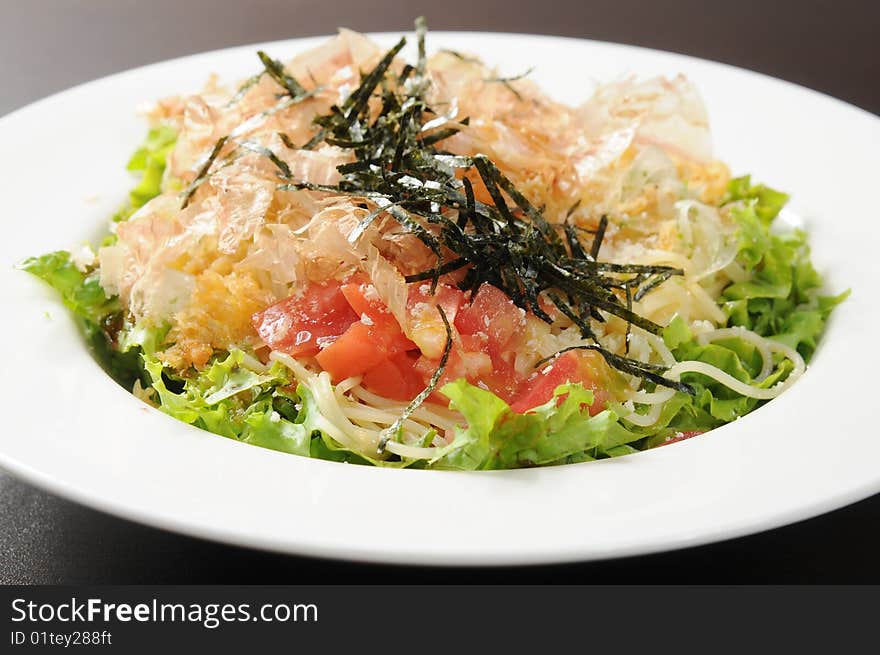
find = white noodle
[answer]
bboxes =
[384,440,443,459]
[629,387,676,405]
[271,352,378,452]
[334,376,362,395]
[697,327,774,381]
[686,279,728,323]
[239,351,270,373]
[625,330,677,403]
[644,331,676,367]
[722,261,749,283]
[621,402,664,427]
[621,329,805,427]
[270,350,460,458]
[270,350,312,380]
[668,337,805,400]
[348,385,461,431]
[272,312,807,455]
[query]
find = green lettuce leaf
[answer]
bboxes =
[723,174,789,225]
[113,125,177,223]
[241,407,310,456]
[19,250,116,324]
[629,171,849,444]
[431,379,641,470]
[143,350,309,456]
[19,250,147,386]
[728,201,773,271]
[722,176,848,360]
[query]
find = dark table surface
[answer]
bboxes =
[2,0,878,584]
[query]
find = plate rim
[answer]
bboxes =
[2,30,876,126]
[2,30,878,567]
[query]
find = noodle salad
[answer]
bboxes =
[22,20,846,469]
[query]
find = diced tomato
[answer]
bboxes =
[340,279,383,320]
[482,354,523,403]
[455,284,526,358]
[509,351,607,414]
[361,352,425,401]
[340,281,416,354]
[414,344,491,386]
[316,281,419,382]
[407,282,465,322]
[261,276,611,410]
[405,283,465,359]
[406,284,535,403]
[457,332,487,353]
[315,322,388,380]
[412,335,527,403]
[252,282,359,357]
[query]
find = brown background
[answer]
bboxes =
[1,0,878,583]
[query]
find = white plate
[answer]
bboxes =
[1,32,877,566]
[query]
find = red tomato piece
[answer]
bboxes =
[340,279,383,320]
[412,336,489,385]
[411,335,528,404]
[404,282,465,360]
[481,353,523,404]
[317,282,420,382]
[361,352,425,401]
[315,322,388,381]
[457,333,487,352]
[407,282,465,322]
[252,282,359,357]
[340,281,416,354]
[455,284,526,358]
[509,351,606,414]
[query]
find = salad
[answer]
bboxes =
[22,20,846,469]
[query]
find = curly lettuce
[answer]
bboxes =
[142,350,310,456]
[21,167,845,467]
[114,125,177,223]
[374,176,846,465]
[429,380,642,469]
[19,250,117,325]
[602,176,848,448]
[722,175,848,360]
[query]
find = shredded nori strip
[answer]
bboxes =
[257,50,307,98]
[231,18,688,391]
[536,346,694,395]
[227,72,264,106]
[485,67,535,84]
[180,136,228,208]
[440,49,480,64]
[484,66,534,100]
[236,141,292,179]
